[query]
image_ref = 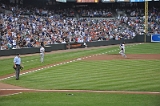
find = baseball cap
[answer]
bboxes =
[16,53,20,56]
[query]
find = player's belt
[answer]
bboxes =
[16,64,20,66]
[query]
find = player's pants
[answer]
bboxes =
[15,64,20,79]
[40,53,44,63]
[119,50,126,57]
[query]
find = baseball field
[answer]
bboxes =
[0,43,160,106]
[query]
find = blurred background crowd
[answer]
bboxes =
[0,1,159,50]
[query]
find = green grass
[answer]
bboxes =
[0,46,117,76]
[1,43,160,91]
[1,43,160,106]
[0,92,160,106]
[1,43,160,76]
[110,43,160,54]
[3,60,160,91]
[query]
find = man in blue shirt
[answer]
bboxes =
[13,53,22,80]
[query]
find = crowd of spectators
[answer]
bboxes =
[122,7,160,34]
[0,3,159,50]
[77,8,113,17]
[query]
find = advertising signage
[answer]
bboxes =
[116,0,130,2]
[101,0,115,2]
[77,0,99,3]
[151,34,160,42]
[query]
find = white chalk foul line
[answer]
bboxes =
[1,92,22,97]
[0,58,80,81]
[0,43,140,81]
[82,43,139,58]
[22,59,38,63]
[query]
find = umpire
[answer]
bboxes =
[13,53,22,80]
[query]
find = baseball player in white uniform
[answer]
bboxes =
[119,42,127,58]
[40,45,45,63]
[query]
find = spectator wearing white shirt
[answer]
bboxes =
[12,38,16,49]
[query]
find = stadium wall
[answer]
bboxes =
[0,35,150,56]
[135,34,151,43]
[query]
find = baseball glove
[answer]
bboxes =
[121,48,123,50]
[13,65,16,70]
[13,65,23,70]
[20,65,23,70]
